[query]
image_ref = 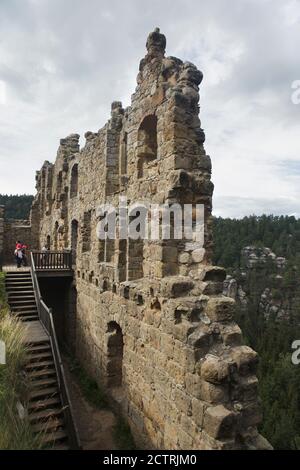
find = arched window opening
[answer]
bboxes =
[57,171,62,195]
[46,235,51,250]
[70,164,78,198]
[118,239,127,282]
[54,221,59,250]
[106,321,124,387]
[82,211,92,253]
[120,132,128,176]
[71,219,79,264]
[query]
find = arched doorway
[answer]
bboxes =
[106,321,124,387]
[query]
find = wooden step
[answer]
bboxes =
[19,315,39,322]
[6,280,32,284]
[25,360,55,371]
[27,368,56,380]
[16,310,38,316]
[9,295,35,300]
[6,279,32,283]
[29,386,59,401]
[6,273,31,278]
[28,351,53,362]
[11,305,37,311]
[12,308,38,315]
[29,377,57,389]
[5,273,31,282]
[9,298,36,304]
[32,417,64,434]
[29,408,63,423]
[6,284,33,289]
[41,429,68,445]
[28,397,61,411]
[9,295,35,301]
[27,343,51,353]
[10,304,36,311]
[7,287,34,292]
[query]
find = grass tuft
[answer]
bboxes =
[69,358,109,409]
[0,271,42,449]
[113,416,136,450]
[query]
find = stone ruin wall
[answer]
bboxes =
[0,207,34,266]
[27,29,271,450]
[2,219,36,265]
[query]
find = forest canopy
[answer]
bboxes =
[0,194,34,220]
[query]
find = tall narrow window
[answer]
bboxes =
[46,235,51,249]
[54,221,59,250]
[120,132,128,176]
[71,219,79,264]
[70,164,78,198]
[137,115,157,179]
[118,239,127,282]
[57,171,62,195]
[82,211,92,253]
[106,321,123,387]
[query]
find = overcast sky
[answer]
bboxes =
[0,0,299,218]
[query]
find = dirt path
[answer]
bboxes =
[63,359,118,450]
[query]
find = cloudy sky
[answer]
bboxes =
[0,0,299,218]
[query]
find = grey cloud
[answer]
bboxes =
[0,0,299,219]
[214,196,300,219]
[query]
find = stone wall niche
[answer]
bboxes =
[137,115,158,179]
[106,321,124,388]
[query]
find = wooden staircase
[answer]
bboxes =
[5,270,72,449]
[6,271,38,322]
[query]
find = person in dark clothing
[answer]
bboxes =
[21,243,28,266]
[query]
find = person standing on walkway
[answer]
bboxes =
[14,246,23,268]
[21,243,28,266]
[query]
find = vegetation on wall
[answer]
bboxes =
[0,195,34,220]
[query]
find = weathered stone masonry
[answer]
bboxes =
[15,30,271,449]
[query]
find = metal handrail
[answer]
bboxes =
[30,252,80,449]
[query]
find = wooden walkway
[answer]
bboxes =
[3,265,31,272]
[22,320,49,344]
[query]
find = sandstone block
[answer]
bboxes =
[204,405,236,439]
[200,355,229,384]
[205,296,235,322]
[230,345,259,375]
